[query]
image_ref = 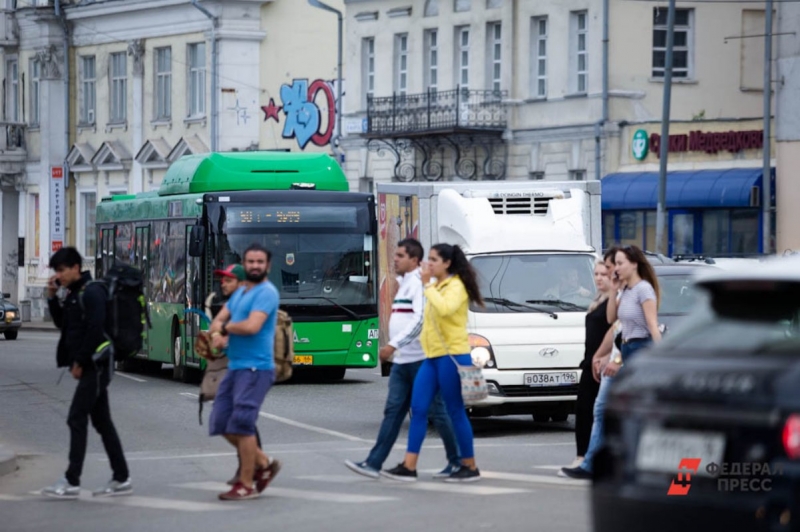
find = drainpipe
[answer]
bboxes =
[55,0,69,176]
[307,0,343,164]
[594,0,609,181]
[191,0,218,152]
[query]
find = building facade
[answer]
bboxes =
[0,0,343,316]
[776,1,800,254]
[341,0,775,255]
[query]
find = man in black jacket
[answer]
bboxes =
[41,247,131,500]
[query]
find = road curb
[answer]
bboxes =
[0,444,17,478]
[20,324,58,332]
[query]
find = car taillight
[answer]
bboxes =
[782,414,800,459]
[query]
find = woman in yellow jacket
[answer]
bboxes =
[381,243,484,483]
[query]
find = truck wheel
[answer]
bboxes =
[4,330,18,340]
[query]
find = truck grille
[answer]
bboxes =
[488,197,551,215]
[0,311,4,320]
[499,384,579,397]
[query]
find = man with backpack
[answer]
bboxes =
[208,243,281,500]
[41,247,132,499]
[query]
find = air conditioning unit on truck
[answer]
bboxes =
[377,182,602,421]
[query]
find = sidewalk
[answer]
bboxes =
[0,444,17,477]
[21,319,58,333]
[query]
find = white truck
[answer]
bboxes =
[376,181,602,421]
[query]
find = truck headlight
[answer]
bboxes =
[5,311,15,320]
[469,334,497,368]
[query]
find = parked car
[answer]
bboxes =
[592,254,800,532]
[0,292,21,340]
[653,263,713,333]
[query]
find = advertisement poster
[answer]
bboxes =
[50,166,64,253]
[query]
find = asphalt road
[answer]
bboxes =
[0,332,591,532]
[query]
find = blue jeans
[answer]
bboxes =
[581,338,651,473]
[365,360,460,470]
[407,355,475,460]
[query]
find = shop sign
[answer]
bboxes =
[635,129,764,159]
[50,166,64,253]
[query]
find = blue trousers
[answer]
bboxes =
[407,355,475,460]
[581,338,651,473]
[365,359,460,470]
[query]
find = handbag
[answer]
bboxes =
[430,309,489,406]
[195,330,228,424]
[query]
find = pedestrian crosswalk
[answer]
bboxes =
[7,469,589,513]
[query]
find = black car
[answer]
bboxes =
[0,292,21,340]
[592,256,800,532]
[654,263,713,333]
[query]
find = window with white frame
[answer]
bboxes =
[80,56,96,125]
[531,17,547,98]
[454,0,471,12]
[109,52,127,123]
[155,47,172,120]
[570,11,588,93]
[394,33,408,96]
[80,192,97,257]
[455,26,470,90]
[652,8,693,79]
[6,59,18,122]
[424,29,438,93]
[362,37,375,107]
[487,22,502,92]
[188,43,206,117]
[30,59,40,126]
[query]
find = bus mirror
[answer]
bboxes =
[188,225,206,257]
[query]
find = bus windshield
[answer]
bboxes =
[211,202,377,318]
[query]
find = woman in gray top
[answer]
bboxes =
[561,244,661,480]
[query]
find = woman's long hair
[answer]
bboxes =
[587,260,610,313]
[618,245,661,306]
[431,243,484,307]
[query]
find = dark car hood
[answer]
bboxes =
[0,300,17,312]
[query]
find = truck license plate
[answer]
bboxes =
[524,372,578,387]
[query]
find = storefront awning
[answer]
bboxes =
[601,168,768,210]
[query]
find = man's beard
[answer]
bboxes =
[246,270,267,283]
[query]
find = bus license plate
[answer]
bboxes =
[524,372,577,387]
[294,356,313,365]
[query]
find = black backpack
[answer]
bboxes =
[80,263,150,360]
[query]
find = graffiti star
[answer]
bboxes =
[261,98,282,123]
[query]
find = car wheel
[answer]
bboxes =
[4,330,18,340]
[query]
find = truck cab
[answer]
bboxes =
[377,182,602,420]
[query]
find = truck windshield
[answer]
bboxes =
[211,203,377,318]
[470,253,597,313]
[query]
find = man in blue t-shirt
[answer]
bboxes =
[209,243,281,500]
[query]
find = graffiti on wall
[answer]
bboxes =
[261,78,340,150]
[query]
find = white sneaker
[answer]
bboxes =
[557,457,584,477]
[42,478,80,500]
[92,478,133,497]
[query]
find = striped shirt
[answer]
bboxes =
[388,269,425,364]
[617,280,657,341]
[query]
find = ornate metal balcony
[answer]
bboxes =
[366,88,507,136]
[364,88,508,182]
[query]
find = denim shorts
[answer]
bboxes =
[209,368,275,436]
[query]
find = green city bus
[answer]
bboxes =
[95,152,379,381]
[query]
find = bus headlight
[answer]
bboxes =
[468,334,497,369]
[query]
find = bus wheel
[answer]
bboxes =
[171,328,189,383]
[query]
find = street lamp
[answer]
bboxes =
[307,0,343,163]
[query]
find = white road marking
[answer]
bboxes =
[0,494,25,501]
[258,412,371,443]
[90,494,234,512]
[116,372,146,383]
[297,475,530,496]
[480,470,590,487]
[180,391,371,443]
[533,465,563,470]
[176,481,398,503]
[124,452,237,462]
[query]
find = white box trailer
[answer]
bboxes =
[377,181,602,420]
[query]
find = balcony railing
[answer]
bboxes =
[366,87,508,136]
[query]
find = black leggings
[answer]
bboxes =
[575,365,600,457]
